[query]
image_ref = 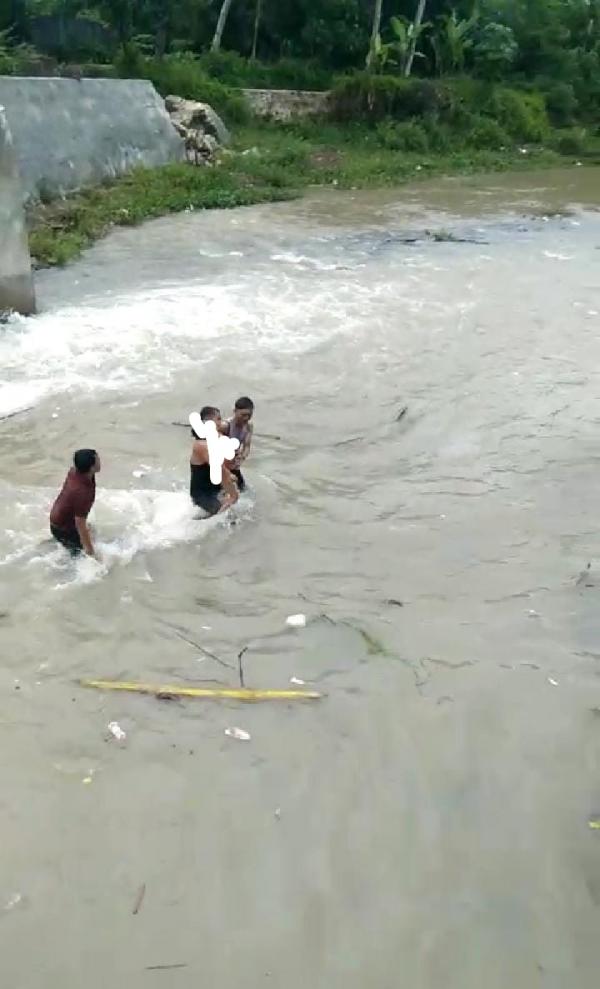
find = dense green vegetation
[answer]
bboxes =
[2,1,600,123]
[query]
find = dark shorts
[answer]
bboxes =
[232,468,245,492]
[50,523,82,554]
[192,494,222,517]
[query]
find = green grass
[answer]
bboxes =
[28,120,575,268]
[233,120,562,189]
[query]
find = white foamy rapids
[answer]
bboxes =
[0,256,436,418]
[0,483,252,589]
[0,275,338,417]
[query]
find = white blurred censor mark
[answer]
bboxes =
[189,413,239,485]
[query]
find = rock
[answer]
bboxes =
[198,133,219,157]
[165,95,230,150]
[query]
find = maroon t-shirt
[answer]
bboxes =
[50,468,96,530]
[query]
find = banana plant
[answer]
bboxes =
[403,0,429,77]
[366,0,384,69]
[373,10,430,76]
[432,5,479,75]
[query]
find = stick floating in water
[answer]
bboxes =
[170,421,281,441]
[81,679,322,701]
[0,406,33,423]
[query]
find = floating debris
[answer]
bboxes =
[82,679,321,702]
[107,721,127,743]
[146,963,188,971]
[290,676,305,686]
[132,883,146,915]
[286,614,307,628]
[225,727,251,742]
[548,678,559,687]
[576,562,592,586]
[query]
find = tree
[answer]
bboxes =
[99,0,134,44]
[250,0,262,59]
[211,0,235,51]
[404,0,428,76]
[432,7,478,75]
[366,0,383,69]
[472,21,518,79]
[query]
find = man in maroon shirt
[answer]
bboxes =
[50,449,101,557]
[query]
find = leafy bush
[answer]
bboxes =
[472,23,518,80]
[196,50,331,91]
[545,82,577,126]
[197,49,249,84]
[0,30,42,74]
[484,87,549,142]
[62,62,117,78]
[553,128,587,156]
[466,116,510,150]
[332,74,550,151]
[114,48,249,124]
[114,41,146,78]
[332,74,455,122]
[376,120,429,153]
[424,120,456,153]
[130,34,156,55]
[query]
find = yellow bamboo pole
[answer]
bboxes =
[81,679,322,701]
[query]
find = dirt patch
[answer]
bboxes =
[309,149,343,169]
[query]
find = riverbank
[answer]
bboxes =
[27,122,581,268]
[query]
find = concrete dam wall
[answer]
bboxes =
[0,76,185,314]
[0,77,184,203]
[0,106,35,316]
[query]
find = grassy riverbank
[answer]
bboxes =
[28,120,579,268]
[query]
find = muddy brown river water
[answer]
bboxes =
[1,167,600,987]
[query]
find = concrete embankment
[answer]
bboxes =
[0,77,184,202]
[0,106,35,316]
[0,76,184,313]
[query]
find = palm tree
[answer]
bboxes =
[211,0,235,52]
[366,0,384,69]
[404,0,428,77]
[251,0,262,60]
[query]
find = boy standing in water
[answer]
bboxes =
[50,449,100,557]
[223,397,254,492]
[190,406,239,516]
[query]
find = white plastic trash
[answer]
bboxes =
[225,727,251,742]
[107,721,127,742]
[290,676,306,685]
[286,614,307,628]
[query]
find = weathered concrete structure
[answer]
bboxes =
[0,77,184,202]
[242,88,330,121]
[0,106,35,316]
